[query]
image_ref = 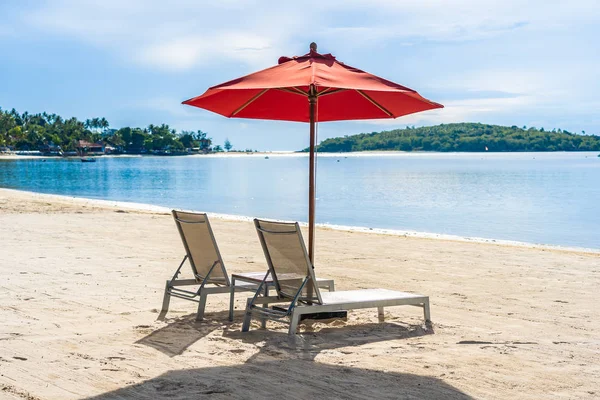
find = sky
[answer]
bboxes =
[1,0,599,150]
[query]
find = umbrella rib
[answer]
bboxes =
[231,89,270,116]
[317,88,347,97]
[291,87,309,96]
[355,90,394,117]
[317,87,334,96]
[276,87,308,96]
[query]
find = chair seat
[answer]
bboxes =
[320,289,426,305]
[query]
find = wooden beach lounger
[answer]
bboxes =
[242,219,431,335]
[160,211,334,321]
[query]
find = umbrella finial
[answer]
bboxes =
[310,42,317,52]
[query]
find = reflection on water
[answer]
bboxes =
[1,152,599,249]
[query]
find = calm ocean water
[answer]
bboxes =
[1,152,599,249]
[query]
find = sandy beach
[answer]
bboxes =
[0,188,598,399]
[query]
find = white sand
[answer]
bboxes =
[0,188,598,399]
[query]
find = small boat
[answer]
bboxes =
[81,157,96,163]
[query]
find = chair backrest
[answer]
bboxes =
[172,210,229,286]
[254,218,322,304]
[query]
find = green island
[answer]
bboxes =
[307,123,600,152]
[0,108,245,155]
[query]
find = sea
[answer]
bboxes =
[1,152,599,250]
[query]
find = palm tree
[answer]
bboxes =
[91,118,100,133]
[194,130,207,140]
[99,117,109,134]
[21,111,30,127]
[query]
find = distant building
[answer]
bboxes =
[76,140,105,155]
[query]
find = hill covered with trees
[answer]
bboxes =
[0,107,216,154]
[309,123,600,152]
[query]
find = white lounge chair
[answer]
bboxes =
[242,219,431,334]
[160,211,334,321]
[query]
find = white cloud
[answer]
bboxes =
[357,95,534,128]
[137,32,277,71]
[20,0,599,71]
[319,0,600,46]
[21,0,306,71]
[430,69,556,98]
[133,97,198,118]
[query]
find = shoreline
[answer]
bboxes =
[1,150,599,160]
[2,187,597,255]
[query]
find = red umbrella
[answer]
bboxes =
[183,43,443,263]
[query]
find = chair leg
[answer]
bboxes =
[423,298,431,323]
[241,298,253,332]
[161,281,171,313]
[378,306,385,322]
[196,292,207,321]
[288,310,301,335]
[228,278,236,322]
[260,285,269,329]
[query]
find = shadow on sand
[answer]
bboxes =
[85,358,473,400]
[114,312,468,399]
[136,312,230,357]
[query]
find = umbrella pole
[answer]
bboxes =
[308,88,317,265]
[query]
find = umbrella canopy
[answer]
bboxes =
[183,49,442,122]
[183,44,443,264]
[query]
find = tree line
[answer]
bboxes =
[0,107,233,154]
[309,123,600,152]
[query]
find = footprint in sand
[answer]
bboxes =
[69,352,96,361]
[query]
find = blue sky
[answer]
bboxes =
[1,0,599,150]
